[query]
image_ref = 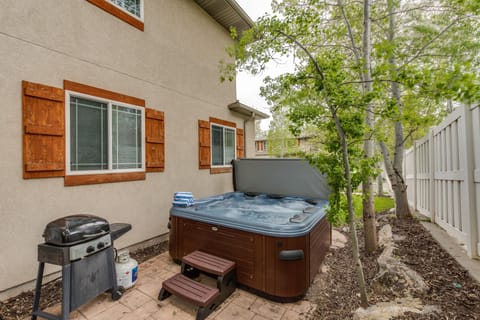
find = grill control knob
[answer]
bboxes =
[97,242,105,249]
[86,246,95,253]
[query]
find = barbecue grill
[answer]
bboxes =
[32,214,132,320]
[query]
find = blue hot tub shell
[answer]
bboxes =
[170,192,328,237]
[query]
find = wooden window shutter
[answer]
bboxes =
[198,120,211,169]
[23,80,65,179]
[236,128,244,159]
[145,108,165,172]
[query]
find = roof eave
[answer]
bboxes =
[194,0,254,35]
[228,101,269,119]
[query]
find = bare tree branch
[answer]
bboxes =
[337,0,362,66]
[276,30,325,80]
[372,5,458,21]
[398,17,463,70]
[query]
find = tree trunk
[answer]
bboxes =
[383,0,412,219]
[332,108,369,308]
[377,173,384,196]
[379,140,411,219]
[362,0,377,253]
[393,183,411,218]
[282,26,370,307]
[447,99,453,113]
[388,88,411,219]
[337,0,377,253]
[362,182,377,250]
[338,0,377,253]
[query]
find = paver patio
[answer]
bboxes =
[33,252,315,320]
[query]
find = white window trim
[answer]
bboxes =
[65,90,146,176]
[210,123,236,168]
[109,0,144,21]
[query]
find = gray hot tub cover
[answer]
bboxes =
[232,158,330,199]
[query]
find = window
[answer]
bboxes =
[67,92,145,175]
[86,0,144,31]
[256,140,266,152]
[110,0,143,19]
[22,80,163,185]
[198,117,243,174]
[211,124,236,167]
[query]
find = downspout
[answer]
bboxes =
[243,112,255,157]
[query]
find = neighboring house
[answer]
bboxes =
[255,139,268,154]
[255,135,321,158]
[255,135,269,157]
[0,0,267,298]
[296,135,322,154]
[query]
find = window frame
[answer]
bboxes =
[210,123,236,168]
[65,90,146,176]
[256,140,265,152]
[108,0,144,21]
[86,0,144,31]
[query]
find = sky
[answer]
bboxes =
[234,0,294,131]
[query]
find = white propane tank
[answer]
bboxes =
[115,249,138,289]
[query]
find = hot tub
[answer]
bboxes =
[169,192,330,301]
[168,159,331,301]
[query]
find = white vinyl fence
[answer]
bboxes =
[404,104,480,258]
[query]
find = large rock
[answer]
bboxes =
[378,224,393,247]
[354,297,440,320]
[331,229,347,249]
[372,224,428,296]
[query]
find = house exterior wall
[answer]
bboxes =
[244,119,256,158]
[0,0,252,294]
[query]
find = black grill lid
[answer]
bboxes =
[43,214,109,246]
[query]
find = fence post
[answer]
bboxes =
[429,128,435,223]
[413,141,417,212]
[470,104,480,258]
[462,104,478,258]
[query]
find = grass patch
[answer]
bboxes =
[353,195,394,217]
[374,196,395,212]
[353,195,363,218]
[327,194,396,226]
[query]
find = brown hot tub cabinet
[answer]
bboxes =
[169,159,331,301]
[169,215,331,300]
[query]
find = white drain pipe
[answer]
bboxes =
[243,112,255,157]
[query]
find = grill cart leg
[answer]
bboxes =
[106,246,125,301]
[31,262,45,320]
[107,247,116,287]
[61,264,71,320]
[32,262,67,320]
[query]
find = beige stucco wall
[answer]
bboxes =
[0,0,255,294]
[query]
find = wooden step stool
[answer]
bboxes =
[159,251,236,320]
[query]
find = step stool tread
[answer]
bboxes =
[182,251,235,276]
[162,273,220,307]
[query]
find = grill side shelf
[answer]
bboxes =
[38,243,70,265]
[110,223,132,241]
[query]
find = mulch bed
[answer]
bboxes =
[2,215,480,319]
[129,240,169,264]
[307,212,480,319]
